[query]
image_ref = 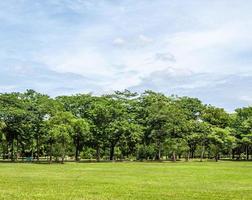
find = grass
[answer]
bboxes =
[0,161,252,200]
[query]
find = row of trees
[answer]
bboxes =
[0,89,252,163]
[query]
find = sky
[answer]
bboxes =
[0,0,252,111]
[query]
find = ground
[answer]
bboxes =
[0,161,251,200]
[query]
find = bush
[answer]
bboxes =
[137,145,156,160]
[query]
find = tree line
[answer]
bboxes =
[0,89,251,163]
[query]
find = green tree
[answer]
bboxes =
[202,105,230,128]
[49,124,72,163]
[0,93,29,161]
[241,117,252,160]
[208,127,236,161]
[22,89,62,161]
[231,107,252,160]
[47,112,75,163]
[186,120,211,161]
[71,118,90,161]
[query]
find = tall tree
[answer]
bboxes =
[231,107,252,160]
[208,127,236,161]
[0,93,29,161]
[71,118,90,161]
[47,112,75,163]
[22,89,62,161]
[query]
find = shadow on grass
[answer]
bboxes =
[0,158,251,165]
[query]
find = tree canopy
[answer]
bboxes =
[0,89,251,163]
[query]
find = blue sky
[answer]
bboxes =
[0,0,252,111]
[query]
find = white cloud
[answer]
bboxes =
[154,53,176,62]
[1,0,252,110]
[138,34,153,45]
[113,37,126,46]
[130,71,252,111]
[240,96,252,104]
[38,49,111,77]
[161,21,252,74]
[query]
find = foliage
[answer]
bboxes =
[0,89,251,162]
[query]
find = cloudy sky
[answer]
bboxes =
[0,0,252,111]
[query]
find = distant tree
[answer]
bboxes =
[177,96,204,120]
[0,93,29,161]
[140,91,188,161]
[163,138,189,161]
[187,120,211,161]
[202,105,230,128]
[231,107,252,160]
[140,91,171,160]
[241,117,252,160]
[0,89,248,163]
[208,127,236,161]
[47,112,75,163]
[71,118,90,161]
[22,89,62,161]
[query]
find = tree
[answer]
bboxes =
[49,124,72,163]
[208,127,236,161]
[110,90,143,159]
[0,89,248,162]
[202,105,230,128]
[0,120,6,159]
[141,91,188,161]
[22,89,62,161]
[88,96,112,161]
[163,138,189,161]
[177,96,204,120]
[0,93,29,161]
[141,91,171,160]
[47,112,75,163]
[71,118,90,161]
[241,117,252,160]
[101,92,140,161]
[118,122,143,159]
[187,120,211,161]
[231,107,252,160]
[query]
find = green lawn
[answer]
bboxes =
[0,161,252,200]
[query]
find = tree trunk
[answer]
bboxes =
[200,144,205,162]
[21,144,25,161]
[156,139,161,160]
[172,151,176,162]
[36,136,40,161]
[246,145,249,160]
[96,145,100,162]
[61,141,65,164]
[6,142,9,160]
[16,137,19,161]
[49,141,53,163]
[61,155,65,164]
[31,146,34,161]
[109,145,115,161]
[158,144,161,160]
[190,149,195,159]
[232,149,235,160]
[75,147,79,162]
[185,151,190,162]
[2,141,5,160]
[11,138,14,161]
[215,153,219,162]
[75,136,80,161]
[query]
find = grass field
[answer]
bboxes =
[0,161,252,200]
